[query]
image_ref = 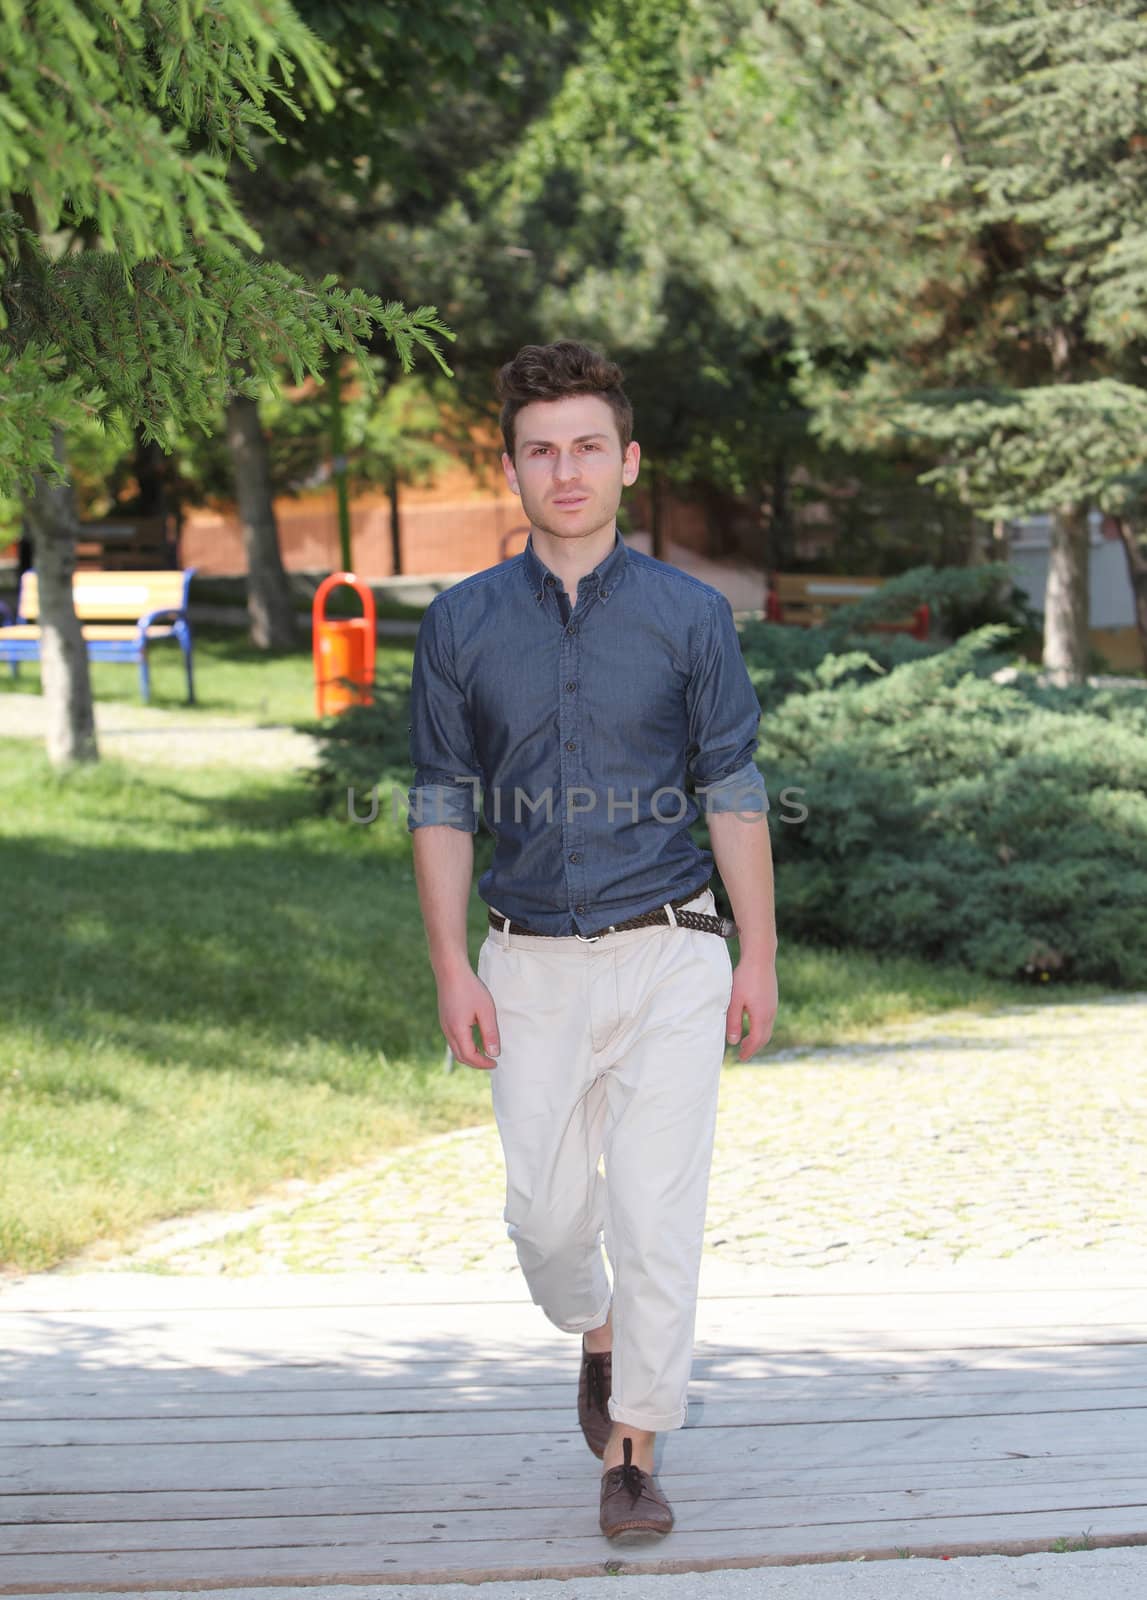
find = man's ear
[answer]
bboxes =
[622,440,641,487]
[501,451,520,495]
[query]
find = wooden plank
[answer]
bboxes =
[5,1385,1146,1447]
[2,1273,1141,1323]
[8,1362,1147,1420]
[4,1409,1144,1495]
[4,1308,1144,1361]
[7,1450,1147,1525]
[8,1340,1147,1399]
[2,1268,1143,1591]
[4,1259,1142,1313]
[4,1283,1144,1332]
[9,1475,1147,1556]
[3,1505,1147,1591]
[1,1282,1137,1337]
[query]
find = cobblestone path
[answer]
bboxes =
[69,995,1146,1277]
[0,695,316,770]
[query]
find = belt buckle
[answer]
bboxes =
[574,932,601,943]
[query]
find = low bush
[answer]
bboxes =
[306,674,413,816]
[310,575,1147,986]
[812,561,1041,646]
[729,625,1147,986]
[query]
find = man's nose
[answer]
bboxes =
[552,450,582,482]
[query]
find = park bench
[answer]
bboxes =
[764,572,931,640]
[0,568,196,704]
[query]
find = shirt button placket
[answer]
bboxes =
[560,608,584,922]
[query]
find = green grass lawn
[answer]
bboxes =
[1,626,415,725]
[0,710,1106,1274]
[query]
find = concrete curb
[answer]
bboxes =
[3,1548,1143,1599]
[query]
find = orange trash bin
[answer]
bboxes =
[312,572,377,716]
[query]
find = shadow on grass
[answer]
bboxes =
[0,828,478,1082]
[148,777,325,832]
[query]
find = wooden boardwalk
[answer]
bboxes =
[1,1260,1145,1592]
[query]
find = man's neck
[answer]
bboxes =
[530,520,617,600]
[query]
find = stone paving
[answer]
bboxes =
[67,995,1146,1277]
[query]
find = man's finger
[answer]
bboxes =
[739,1015,775,1061]
[445,1028,497,1073]
[475,1004,500,1061]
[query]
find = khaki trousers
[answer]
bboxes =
[477,885,733,1432]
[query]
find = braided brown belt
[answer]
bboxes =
[487,882,738,942]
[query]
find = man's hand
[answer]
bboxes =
[725,957,778,1062]
[437,966,501,1071]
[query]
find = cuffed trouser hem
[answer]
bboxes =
[548,1289,613,1337]
[607,1399,688,1432]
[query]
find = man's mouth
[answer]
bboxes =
[552,495,588,507]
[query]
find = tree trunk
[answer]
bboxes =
[388,471,403,576]
[966,515,990,565]
[225,392,297,650]
[24,433,98,767]
[969,517,1014,611]
[771,448,793,571]
[327,352,353,572]
[1043,502,1091,686]
[131,426,180,565]
[1113,516,1147,673]
[988,518,1014,612]
[133,429,169,518]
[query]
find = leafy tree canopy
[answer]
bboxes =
[657,1,1147,521]
[0,0,452,497]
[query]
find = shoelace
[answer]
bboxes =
[614,1436,646,1504]
[584,1351,609,1413]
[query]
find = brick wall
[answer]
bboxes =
[180,494,532,579]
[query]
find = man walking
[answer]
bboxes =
[407,340,777,1541]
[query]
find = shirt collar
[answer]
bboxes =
[523,527,628,607]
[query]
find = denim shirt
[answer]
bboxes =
[406,529,768,936]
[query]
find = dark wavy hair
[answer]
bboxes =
[496,340,633,458]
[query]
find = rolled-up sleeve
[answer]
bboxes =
[406,598,483,834]
[686,594,769,816]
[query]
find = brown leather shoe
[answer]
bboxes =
[578,1340,612,1458]
[599,1436,675,1541]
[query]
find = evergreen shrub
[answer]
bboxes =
[733,624,1147,985]
[311,577,1147,985]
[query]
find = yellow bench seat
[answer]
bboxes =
[0,623,181,642]
[0,568,197,703]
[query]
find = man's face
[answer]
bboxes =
[502,394,640,542]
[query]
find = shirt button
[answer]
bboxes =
[568,851,581,863]
[575,904,585,915]
[566,623,578,635]
[565,740,576,752]
[565,680,577,692]
[545,575,555,586]
[600,587,609,598]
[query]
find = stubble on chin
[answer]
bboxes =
[523,498,619,543]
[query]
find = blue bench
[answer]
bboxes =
[0,568,196,704]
